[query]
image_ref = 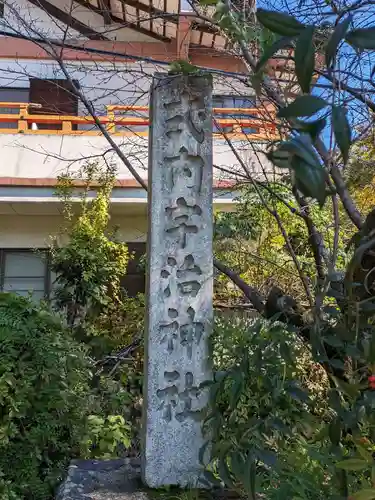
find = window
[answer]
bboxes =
[0,244,147,302]
[29,78,79,130]
[0,249,51,301]
[121,242,146,297]
[213,95,256,110]
[213,95,259,134]
[0,87,29,129]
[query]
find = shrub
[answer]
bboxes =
[0,293,131,499]
[50,179,129,342]
[204,315,331,498]
[50,168,145,450]
[80,415,131,459]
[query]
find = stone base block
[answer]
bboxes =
[56,458,149,500]
[56,458,248,500]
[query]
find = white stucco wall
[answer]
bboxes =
[0,132,265,180]
[0,212,147,247]
[0,55,262,181]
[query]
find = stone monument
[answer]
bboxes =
[142,73,213,488]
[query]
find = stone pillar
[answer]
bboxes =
[142,74,213,488]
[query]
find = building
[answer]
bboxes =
[0,0,276,299]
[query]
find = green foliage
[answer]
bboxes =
[256,9,304,37]
[199,2,375,497]
[51,169,129,337]
[51,163,144,360]
[332,105,352,165]
[346,26,375,50]
[214,183,347,303]
[204,316,331,498]
[81,415,131,459]
[277,95,328,118]
[295,26,315,94]
[0,293,91,499]
[325,15,352,67]
[255,35,293,73]
[50,163,144,455]
[168,60,201,75]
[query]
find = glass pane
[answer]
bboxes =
[233,97,256,108]
[242,127,259,135]
[0,88,29,128]
[213,98,225,108]
[5,252,45,277]
[4,277,45,293]
[4,289,45,302]
[50,270,58,290]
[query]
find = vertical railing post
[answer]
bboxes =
[62,120,73,132]
[18,104,28,133]
[106,106,116,133]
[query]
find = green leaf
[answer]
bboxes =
[346,27,375,50]
[345,344,362,359]
[356,443,374,463]
[328,388,342,412]
[244,455,256,500]
[370,330,375,363]
[256,9,305,36]
[351,489,375,500]
[323,335,343,348]
[281,133,321,168]
[269,133,327,205]
[230,452,245,481]
[255,35,294,73]
[250,72,263,96]
[326,16,352,67]
[286,385,310,402]
[202,470,222,487]
[198,0,218,4]
[256,448,277,467]
[332,376,361,400]
[329,359,346,370]
[336,458,368,471]
[295,26,315,93]
[292,156,327,207]
[218,458,234,488]
[266,148,291,169]
[329,418,341,445]
[199,440,210,466]
[168,60,200,75]
[332,105,351,164]
[295,117,327,139]
[278,95,327,118]
[230,375,243,409]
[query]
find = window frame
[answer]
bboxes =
[0,244,147,300]
[121,242,146,297]
[0,248,52,300]
[212,94,257,110]
[212,94,259,134]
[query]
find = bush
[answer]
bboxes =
[0,293,130,499]
[0,293,91,498]
[50,169,145,451]
[204,315,332,498]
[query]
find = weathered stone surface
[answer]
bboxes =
[142,74,213,488]
[56,458,148,500]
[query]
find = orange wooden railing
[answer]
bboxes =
[0,103,277,139]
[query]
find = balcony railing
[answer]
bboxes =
[0,103,277,140]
